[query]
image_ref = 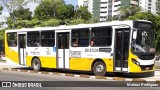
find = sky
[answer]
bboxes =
[65,0,77,6]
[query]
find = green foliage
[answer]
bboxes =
[116,6,141,20]
[0,5,3,28]
[86,17,99,24]
[126,12,155,21]
[6,17,14,29]
[33,1,55,20]
[1,0,33,17]
[56,4,74,20]
[11,6,32,20]
[33,2,91,25]
[0,5,3,15]
[69,19,85,25]
[10,19,60,28]
[0,30,5,41]
[125,12,160,53]
[125,16,139,20]
[2,1,92,28]
[8,19,40,29]
[33,0,64,20]
[40,19,60,27]
[74,6,92,20]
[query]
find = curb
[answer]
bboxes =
[0,67,159,82]
[156,80,160,84]
[132,78,146,82]
[80,75,90,78]
[95,76,106,79]
[113,77,125,81]
[65,73,74,77]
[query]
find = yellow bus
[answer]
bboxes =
[5,20,156,76]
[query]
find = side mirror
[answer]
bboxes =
[133,29,137,40]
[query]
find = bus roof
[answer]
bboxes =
[5,20,152,33]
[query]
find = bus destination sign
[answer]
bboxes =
[134,21,153,29]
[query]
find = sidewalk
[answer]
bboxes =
[0,62,26,68]
[154,70,160,76]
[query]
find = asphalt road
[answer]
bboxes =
[0,70,159,90]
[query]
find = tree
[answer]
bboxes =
[6,6,32,29]
[125,12,160,53]
[0,5,3,29]
[74,6,92,20]
[0,5,3,15]
[117,6,141,20]
[0,0,34,28]
[69,19,85,25]
[11,6,32,20]
[33,0,64,20]
[56,4,74,21]
[126,12,155,21]
[41,19,60,26]
[0,0,32,17]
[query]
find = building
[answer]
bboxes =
[78,0,93,14]
[139,0,157,15]
[78,0,139,22]
[78,0,156,22]
[78,0,111,22]
[112,0,139,18]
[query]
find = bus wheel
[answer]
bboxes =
[32,58,41,71]
[93,61,106,76]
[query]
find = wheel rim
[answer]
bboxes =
[96,64,104,73]
[33,61,39,70]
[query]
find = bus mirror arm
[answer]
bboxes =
[130,39,136,45]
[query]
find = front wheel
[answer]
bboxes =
[93,61,106,76]
[32,58,41,71]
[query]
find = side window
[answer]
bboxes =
[7,33,17,47]
[71,28,89,47]
[27,31,40,47]
[41,31,55,47]
[91,27,112,46]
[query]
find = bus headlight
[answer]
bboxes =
[132,58,140,66]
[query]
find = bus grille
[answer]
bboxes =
[138,54,155,60]
[140,65,154,70]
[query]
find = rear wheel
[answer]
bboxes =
[93,61,106,76]
[32,58,41,71]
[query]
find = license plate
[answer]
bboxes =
[145,67,150,70]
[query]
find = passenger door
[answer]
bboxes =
[18,33,26,65]
[56,32,70,69]
[114,27,130,72]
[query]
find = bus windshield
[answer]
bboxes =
[131,29,153,53]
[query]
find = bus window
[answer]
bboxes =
[91,26,112,46]
[41,31,55,47]
[71,28,89,47]
[27,31,40,47]
[7,33,17,47]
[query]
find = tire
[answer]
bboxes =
[32,58,41,71]
[93,61,106,76]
